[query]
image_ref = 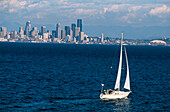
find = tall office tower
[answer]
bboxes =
[0,27,7,37]
[65,26,71,36]
[75,27,80,37]
[41,26,46,35]
[56,23,61,39]
[25,21,31,36]
[52,30,56,38]
[77,19,82,32]
[70,29,73,40]
[101,33,104,42]
[33,27,38,36]
[30,27,38,37]
[71,24,76,38]
[13,30,17,38]
[19,27,24,35]
[61,30,66,39]
[79,32,84,41]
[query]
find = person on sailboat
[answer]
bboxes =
[106,89,109,94]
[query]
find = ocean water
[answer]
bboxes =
[0,42,169,111]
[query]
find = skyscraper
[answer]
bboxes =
[30,27,38,37]
[13,30,17,38]
[52,30,56,38]
[65,26,71,36]
[61,30,66,39]
[25,21,31,36]
[101,33,104,42]
[79,32,84,41]
[0,27,7,37]
[71,24,76,38]
[19,27,24,35]
[77,19,82,32]
[75,27,80,37]
[56,23,61,39]
[41,26,46,35]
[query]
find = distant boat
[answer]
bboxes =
[100,32,131,100]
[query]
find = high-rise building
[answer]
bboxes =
[101,33,104,42]
[77,19,82,32]
[61,30,66,39]
[41,26,46,35]
[56,23,61,39]
[70,29,73,40]
[65,26,71,36]
[0,27,7,37]
[79,32,84,41]
[19,27,24,35]
[52,30,56,38]
[13,30,17,38]
[30,27,38,37]
[75,27,80,37]
[33,27,38,35]
[71,24,76,38]
[25,21,31,36]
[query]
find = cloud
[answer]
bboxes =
[121,13,136,21]
[55,0,68,5]
[149,5,170,17]
[28,3,39,8]
[104,4,145,13]
[24,13,43,19]
[8,0,27,8]
[75,9,97,15]
[106,4,130,12]
[0,0,27,13]
[128,6,142,12]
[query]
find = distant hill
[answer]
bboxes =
[84,25,170,40]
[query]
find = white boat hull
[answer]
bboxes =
[100,91,131,100]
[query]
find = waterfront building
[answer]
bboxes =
[30,27,38,38]
[77,19,82,32]
[41,26,46,35]
[19,27,24,35]
[150,40,166,45]
[65,26,71,36]
[56,23,61,39]
[71,24,76,38]
[61,30,66,39]
[25,21,31,36]
[6,33,10,39]
[79,32,84,41]
[101,33,104,43]
[70,29,73,40]
[75,27,80,37]
[52,30,56,38]
[13,31,17,38]
[0,27,7,37]
[43,33,48,40]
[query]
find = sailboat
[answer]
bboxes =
[100,32,131,100]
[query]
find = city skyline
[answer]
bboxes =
[0,0,170,39]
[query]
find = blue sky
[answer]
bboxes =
[0,0,170,38]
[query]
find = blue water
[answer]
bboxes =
[0,42,169,111]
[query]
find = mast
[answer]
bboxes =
[124,47,130,90]
[114,32,123,90]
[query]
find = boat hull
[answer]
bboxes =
[100,91,131,100]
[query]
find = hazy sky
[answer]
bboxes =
[0,0,170,38]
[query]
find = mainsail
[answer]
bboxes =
[114,33,123,90]
[124,47,130,90]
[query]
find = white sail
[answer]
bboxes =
[114,33,123,90]
[124,47,130,90]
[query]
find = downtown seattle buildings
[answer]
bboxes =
[0,19,169,45]
[0,19,94,44]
